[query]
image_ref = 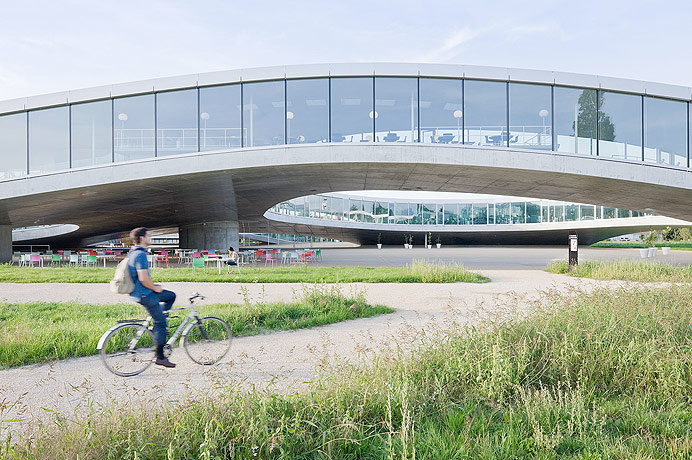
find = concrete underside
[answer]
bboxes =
[179,221,239,251]
[3,143,692,254]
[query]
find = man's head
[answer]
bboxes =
[130,227,151,247]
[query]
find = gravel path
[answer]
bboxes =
[0,270,616,440]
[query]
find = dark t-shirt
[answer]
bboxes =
[127,246,152,299]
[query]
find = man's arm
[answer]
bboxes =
[137,269,162,293]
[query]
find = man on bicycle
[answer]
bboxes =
[128,227,177,368]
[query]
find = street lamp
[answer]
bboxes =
[117,113,128,148]
[286,111,294,144]
[538,109,549,146]
[200,112,210,149]
[453,109,463,143]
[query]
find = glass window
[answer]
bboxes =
[603,207,616,219]
[488,204,495,224]
[459,204,472,225]
[565,204,578,221]
[645,97,687,167]
[199,84,241,151]
[286,78,329,144]
[363,200,375,223]
[580,205,595,220]
[375,201,389,223]
[511,202,525,224]
[554,87,597,155]
[618,209,631,218]
[410,203,422,224]
[71,100,112,168]
[423,203,436,224]
[394,202,410,224]
[464,80,507,147]
[243,80,285,147]
[526,201,541,223]
[29,106,69,174]
[509,83,551,150]
[599,91,642,161]
[495,203,510,224]
[114,94,155,162]
[309,196,321,218]
[420,78,463,144]
[157,89,198,156]
[331,77,373,143]
[541,203,549,222]
[443,204,458,225]
[473,204,487,225]
[0,113,27,179]
[349,199,362,221]
[375,77,418,143]
[550,204,563,222]
[437,204,444,225]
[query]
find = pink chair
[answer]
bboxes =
[157,250,170,268]
[29,254,43,268]
[264,252,277,267]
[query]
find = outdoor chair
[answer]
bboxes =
[68,254,79,267]
[264,252,277,267]
[51,254,62,266]
[281,252,289,264]
[192,257,205,273]
[86,255,98,268]
[28,254,43,268]
[13,251,21,265]
[315,249,322,261]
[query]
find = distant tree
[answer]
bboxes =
[663,226,680,241]
[679,227,692,241]
[572,90,615,141]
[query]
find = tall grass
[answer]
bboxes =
[0,261,488,284]
[547,259,692,282]
[0,284,392,368]
[8,285,692,458]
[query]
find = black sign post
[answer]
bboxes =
[568,232,578,270]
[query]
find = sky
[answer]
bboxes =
[1,0,691,101]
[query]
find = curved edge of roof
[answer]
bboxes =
[1,62,691,115]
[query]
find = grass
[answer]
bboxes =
[547,258,692,282]
[591,241,692,249]
[0,284,392,369]
[7,284,692,458]
[0,260,489,284]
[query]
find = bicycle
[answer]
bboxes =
[97,293,232,376]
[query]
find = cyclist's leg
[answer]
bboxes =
[158,289,176,312]
[139,293,167,356]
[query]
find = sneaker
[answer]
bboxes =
[154,357,176,368]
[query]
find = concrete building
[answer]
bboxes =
[2,63,692,261]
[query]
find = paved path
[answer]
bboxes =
[0,270,624,440]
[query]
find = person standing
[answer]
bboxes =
[128,227,177,367]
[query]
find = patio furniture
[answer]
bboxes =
[29,254,43,268]
[51,254,62,266]
[192,257,205,273]
[68,254,79,267]
[264,252,277,267]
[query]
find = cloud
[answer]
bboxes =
[419,28,484,63]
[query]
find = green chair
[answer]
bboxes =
[315,249,322,261]
[192,257,205,273]
[51,254,62,266]
[86,255,97,268]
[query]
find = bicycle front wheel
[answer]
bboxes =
[183,317,232,365]
[100,323,155,376]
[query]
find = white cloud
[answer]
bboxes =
[419,28,485,63]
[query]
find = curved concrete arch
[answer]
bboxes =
[2,143,692,253]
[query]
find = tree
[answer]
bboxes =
[663,226,680,241]
[679,227,692,242]
[572,90,615,141]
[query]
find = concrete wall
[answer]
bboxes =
[0,226,11,263]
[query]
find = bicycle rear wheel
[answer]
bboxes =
[100,323,155,376]
[183,317,232,365]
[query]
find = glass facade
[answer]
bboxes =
[243,80,285,147]
[464,80,507,147]
[331,77,373,143]
[375,77,418,143]
[644,96,687,167]
[1,73,690,183]
[157,89,198,156]
[270,194,649,227]
[114,94,155,162]
[554,87,597,155]
[286,78,329,144]
[509,83,552,150]
[29,106,69,174]
[71,100,112,168]
[599,91,642,161]
[0,113,27,179]
[199,84,241,151]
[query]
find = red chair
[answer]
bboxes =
[157,250,170,268]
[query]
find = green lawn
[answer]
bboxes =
[547,259,692,282]
[0,285,392,368]
[0,260,489,284]
[591,241,692,249]
[10,285,692,459]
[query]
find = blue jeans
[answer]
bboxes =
[138,289,176,347]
